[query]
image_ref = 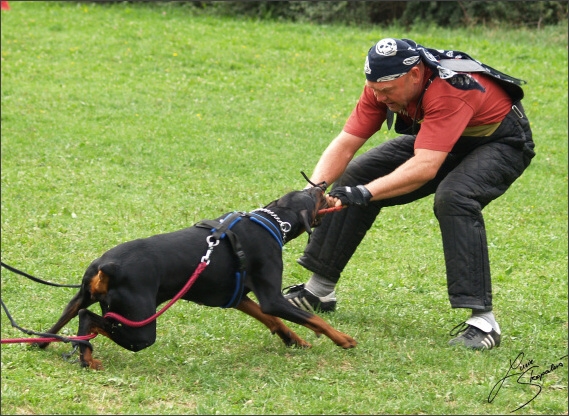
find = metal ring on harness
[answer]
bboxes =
[201,235,220,264]
[280,221,292,233]
[206,235,220,247]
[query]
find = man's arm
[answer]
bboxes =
[328,148,448,206]
[308,130,368,188]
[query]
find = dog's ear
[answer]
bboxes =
[299,209,313,235]
[99,262,120,278]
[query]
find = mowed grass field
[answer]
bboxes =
[1,2,567,414]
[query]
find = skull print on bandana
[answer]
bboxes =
[375,38,398,56]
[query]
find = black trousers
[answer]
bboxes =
[298,103,535,311]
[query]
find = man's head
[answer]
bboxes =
[364,38,425,112]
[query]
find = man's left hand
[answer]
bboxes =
[329,185,372,206]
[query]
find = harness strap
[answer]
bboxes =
[243,212,283,248]
[194,210,287,308]
[195,212,247,308]
[196,212,247,271]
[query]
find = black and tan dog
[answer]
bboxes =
[38,186,356,369]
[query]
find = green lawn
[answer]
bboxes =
[1,2,567,414]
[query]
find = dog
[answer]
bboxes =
[38,185,356,369]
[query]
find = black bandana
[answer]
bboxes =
[365,38,421,82]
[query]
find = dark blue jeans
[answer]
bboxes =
[298,103,535,311]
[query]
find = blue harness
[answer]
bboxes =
[195,211,284,308]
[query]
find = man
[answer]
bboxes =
[284,38,535,350]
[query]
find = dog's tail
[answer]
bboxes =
[37,285,95,349]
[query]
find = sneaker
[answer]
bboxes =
[448,318,501,350]
[282,284,337,312]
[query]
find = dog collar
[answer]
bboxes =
[249,208,291,246]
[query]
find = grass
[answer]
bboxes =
[1,2,567,414]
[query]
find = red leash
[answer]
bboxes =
[103,261,208,327]
[1,295,99,345]
[1,334,97,344]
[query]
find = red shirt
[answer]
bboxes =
[344,68,513,152]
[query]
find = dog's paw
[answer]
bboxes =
[279,331,311,348]
[274,328,310,348]
[290,339,312,349]
[88,359,104,370]
[81,358,104,370]
[337,333,357,349]
[288,337,312,349]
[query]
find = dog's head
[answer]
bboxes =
[264,184,328,243]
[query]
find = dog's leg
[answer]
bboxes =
[253,285,357,349]
[272,298,356,349]
[235,296,311,348]
[75,309,116,370]
[75,308,157,370]
[298,315,357,349]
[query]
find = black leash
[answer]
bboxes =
[1,262,93,349]
[1,261,81,288]
[1,297,94,348]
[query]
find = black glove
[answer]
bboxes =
[329,185,372,206]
